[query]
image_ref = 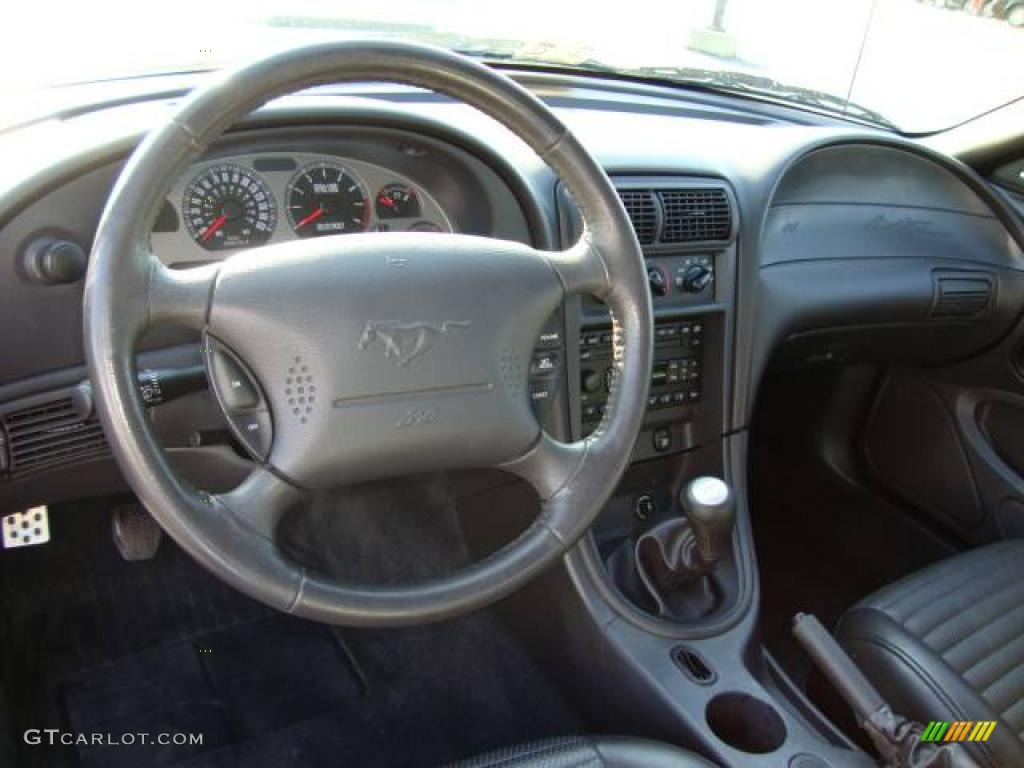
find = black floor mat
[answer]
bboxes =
[195,619,362,738]
[63,616,362,768]
[750,446,955,687]
[63,640,234,768]
[2,487,581,768]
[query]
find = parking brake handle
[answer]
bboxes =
[792,613,980,768]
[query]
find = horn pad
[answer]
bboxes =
[206,233,562,488]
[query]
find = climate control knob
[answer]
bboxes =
[647,266,669,297]
[679,264,713,294]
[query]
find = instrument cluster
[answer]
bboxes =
[151,152,453,265]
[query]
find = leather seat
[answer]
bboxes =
[446,735,716,767]
[837,540,1024,768]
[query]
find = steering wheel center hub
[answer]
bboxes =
[207,233,561,488]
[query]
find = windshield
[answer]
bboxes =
[4,0,1022,133]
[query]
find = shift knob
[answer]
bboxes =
[680,477,735,566]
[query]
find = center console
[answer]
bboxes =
[524,176,742,626]
[512,177,870,768]
[542,177,737,464]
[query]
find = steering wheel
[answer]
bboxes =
[84,41,652,627]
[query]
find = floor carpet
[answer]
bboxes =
[749,445,955,688]
[1,484,581,768]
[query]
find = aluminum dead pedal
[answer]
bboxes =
[112,503,162,561]
[2,506,51,549]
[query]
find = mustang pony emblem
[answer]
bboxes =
[357,320,471,367]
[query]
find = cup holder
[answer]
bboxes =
[705,692,786,754]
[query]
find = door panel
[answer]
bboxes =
[864,322,1024,544]
[865,374,983,530]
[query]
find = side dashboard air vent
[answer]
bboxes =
[616,190,658,245]
[658,189,732,243]
[932,273,993,318]
[2,397,107,478]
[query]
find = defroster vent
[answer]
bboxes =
[3,397,107,478]
[617,190,658,245]
[659,189,732,243]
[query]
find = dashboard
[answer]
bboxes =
[151,151,453,266]
[2,65,1024,768]
[0,73,1023,511]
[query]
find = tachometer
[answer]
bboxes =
[286,162,369,237]
[182,164,276,251]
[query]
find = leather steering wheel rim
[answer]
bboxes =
[84,40,652,627]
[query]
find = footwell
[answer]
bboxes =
[1,487,581,767]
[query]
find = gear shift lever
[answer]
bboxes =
[682,476,736,569]
[626,476,736,619]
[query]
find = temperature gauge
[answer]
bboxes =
[376,183,421,219]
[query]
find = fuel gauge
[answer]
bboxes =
[376,183,420,219]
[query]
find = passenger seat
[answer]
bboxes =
[837,540,1024,768]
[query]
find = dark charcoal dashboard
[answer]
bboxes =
[0,77,1023,525]
[2,68,1024,768]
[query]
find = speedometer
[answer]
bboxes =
[182,164,276,251]
[286,162,369,237]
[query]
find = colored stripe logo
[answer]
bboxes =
[921,721,997,742]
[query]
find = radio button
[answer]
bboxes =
[653,428,672,452]
[581,369,603,394]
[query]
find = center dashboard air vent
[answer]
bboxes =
[617,190,658,245]
[615,184,733,246]
[658,189,732,243]
[2,396,107,479]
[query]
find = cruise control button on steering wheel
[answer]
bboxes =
[229,411,274,461]
[207,338,261,410]
[204,336,274,460]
